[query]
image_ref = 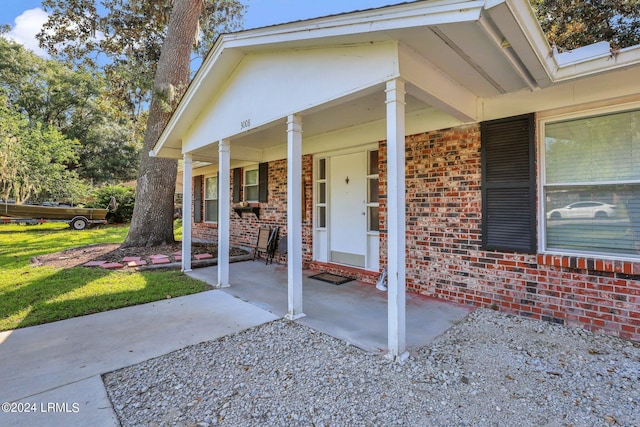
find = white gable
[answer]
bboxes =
[183,42,400,154]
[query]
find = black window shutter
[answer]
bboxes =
[258,162,269,203]
[232,168,241,203]
[481,114,536,253]
[193,175,203,223]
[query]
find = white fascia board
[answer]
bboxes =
[486,0,640,86]
[188,143,264,164]
[551,43,640,82]
[479,66,640,121]
[155,147,183,159]
[228,145,264,163]
[554,42,611,67]
[223,1,485,50]
[483,0,553,87]
[260,106,464,163]
[399,43,478,122]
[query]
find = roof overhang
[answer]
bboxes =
[151,0,640,162]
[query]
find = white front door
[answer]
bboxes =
[329,152,367,267]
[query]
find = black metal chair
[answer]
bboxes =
[265,227,279,265]
[275,235,287,264]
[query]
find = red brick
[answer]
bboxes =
[101,262,124,269]
[186,123,640,342]
[83,260,107,267]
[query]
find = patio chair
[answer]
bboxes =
[253,227,271,262]
[265,226,279,265]
[275,235,287,264]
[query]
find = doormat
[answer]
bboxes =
[309,272,354,285]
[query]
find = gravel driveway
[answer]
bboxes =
[104,309,639,426]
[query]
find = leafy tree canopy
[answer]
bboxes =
[38,0,245,117]
[0,38,140,187]
[0,89,83,203]
[530,0,640,50]
[35,0,245,246]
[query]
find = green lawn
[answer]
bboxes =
[0,222,208,331]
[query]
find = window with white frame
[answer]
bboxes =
[315,158,327,228]
[367,150,380,232]
[204,176,218,222]
[244,167,259,202]
[541,105,640,258]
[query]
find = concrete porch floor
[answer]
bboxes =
[187,260,474,354]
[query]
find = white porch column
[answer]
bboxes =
[217,140,231,288]
[386,79,408,362]
[181,153,193,272]
[286,114,306,320]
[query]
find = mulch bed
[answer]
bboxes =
[32,242,249,269]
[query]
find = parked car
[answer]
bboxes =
[546,201,617,220]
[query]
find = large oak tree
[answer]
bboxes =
[38,0,244,246]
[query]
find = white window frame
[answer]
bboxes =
[366,149,380,234]
[243,166,259,203]
[315,157,327,230]
[538,100,640,261]
[204,175,218,223]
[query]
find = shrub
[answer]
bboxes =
[88,185,135,223]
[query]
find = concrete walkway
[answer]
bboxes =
[188,261,473,354]
[0,260,472,426]
[0,291,278,427]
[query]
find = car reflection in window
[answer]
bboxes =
[546,201,617,220]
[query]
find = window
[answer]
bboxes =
[541,106,640,258]
[367,150,379,232]
[204,176,218,222]
[244,168,259,202]
[316,158,327,228]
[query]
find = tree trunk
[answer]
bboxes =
[123,0,203,247]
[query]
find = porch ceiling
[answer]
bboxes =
[188,87,431,163]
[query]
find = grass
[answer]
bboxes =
[0,222,209,331]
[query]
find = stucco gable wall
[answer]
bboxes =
[183,42,401,154]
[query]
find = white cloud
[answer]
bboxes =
[4,8,50,57]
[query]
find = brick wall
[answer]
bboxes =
[190,125,640,341]
[192,155,314,262]
[379,125,640,341]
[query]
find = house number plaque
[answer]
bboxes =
[241,119,251,130]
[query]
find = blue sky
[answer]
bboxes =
[1,0,409,57]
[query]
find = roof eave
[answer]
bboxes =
[486,0,640,87]
[151,0,487,159]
